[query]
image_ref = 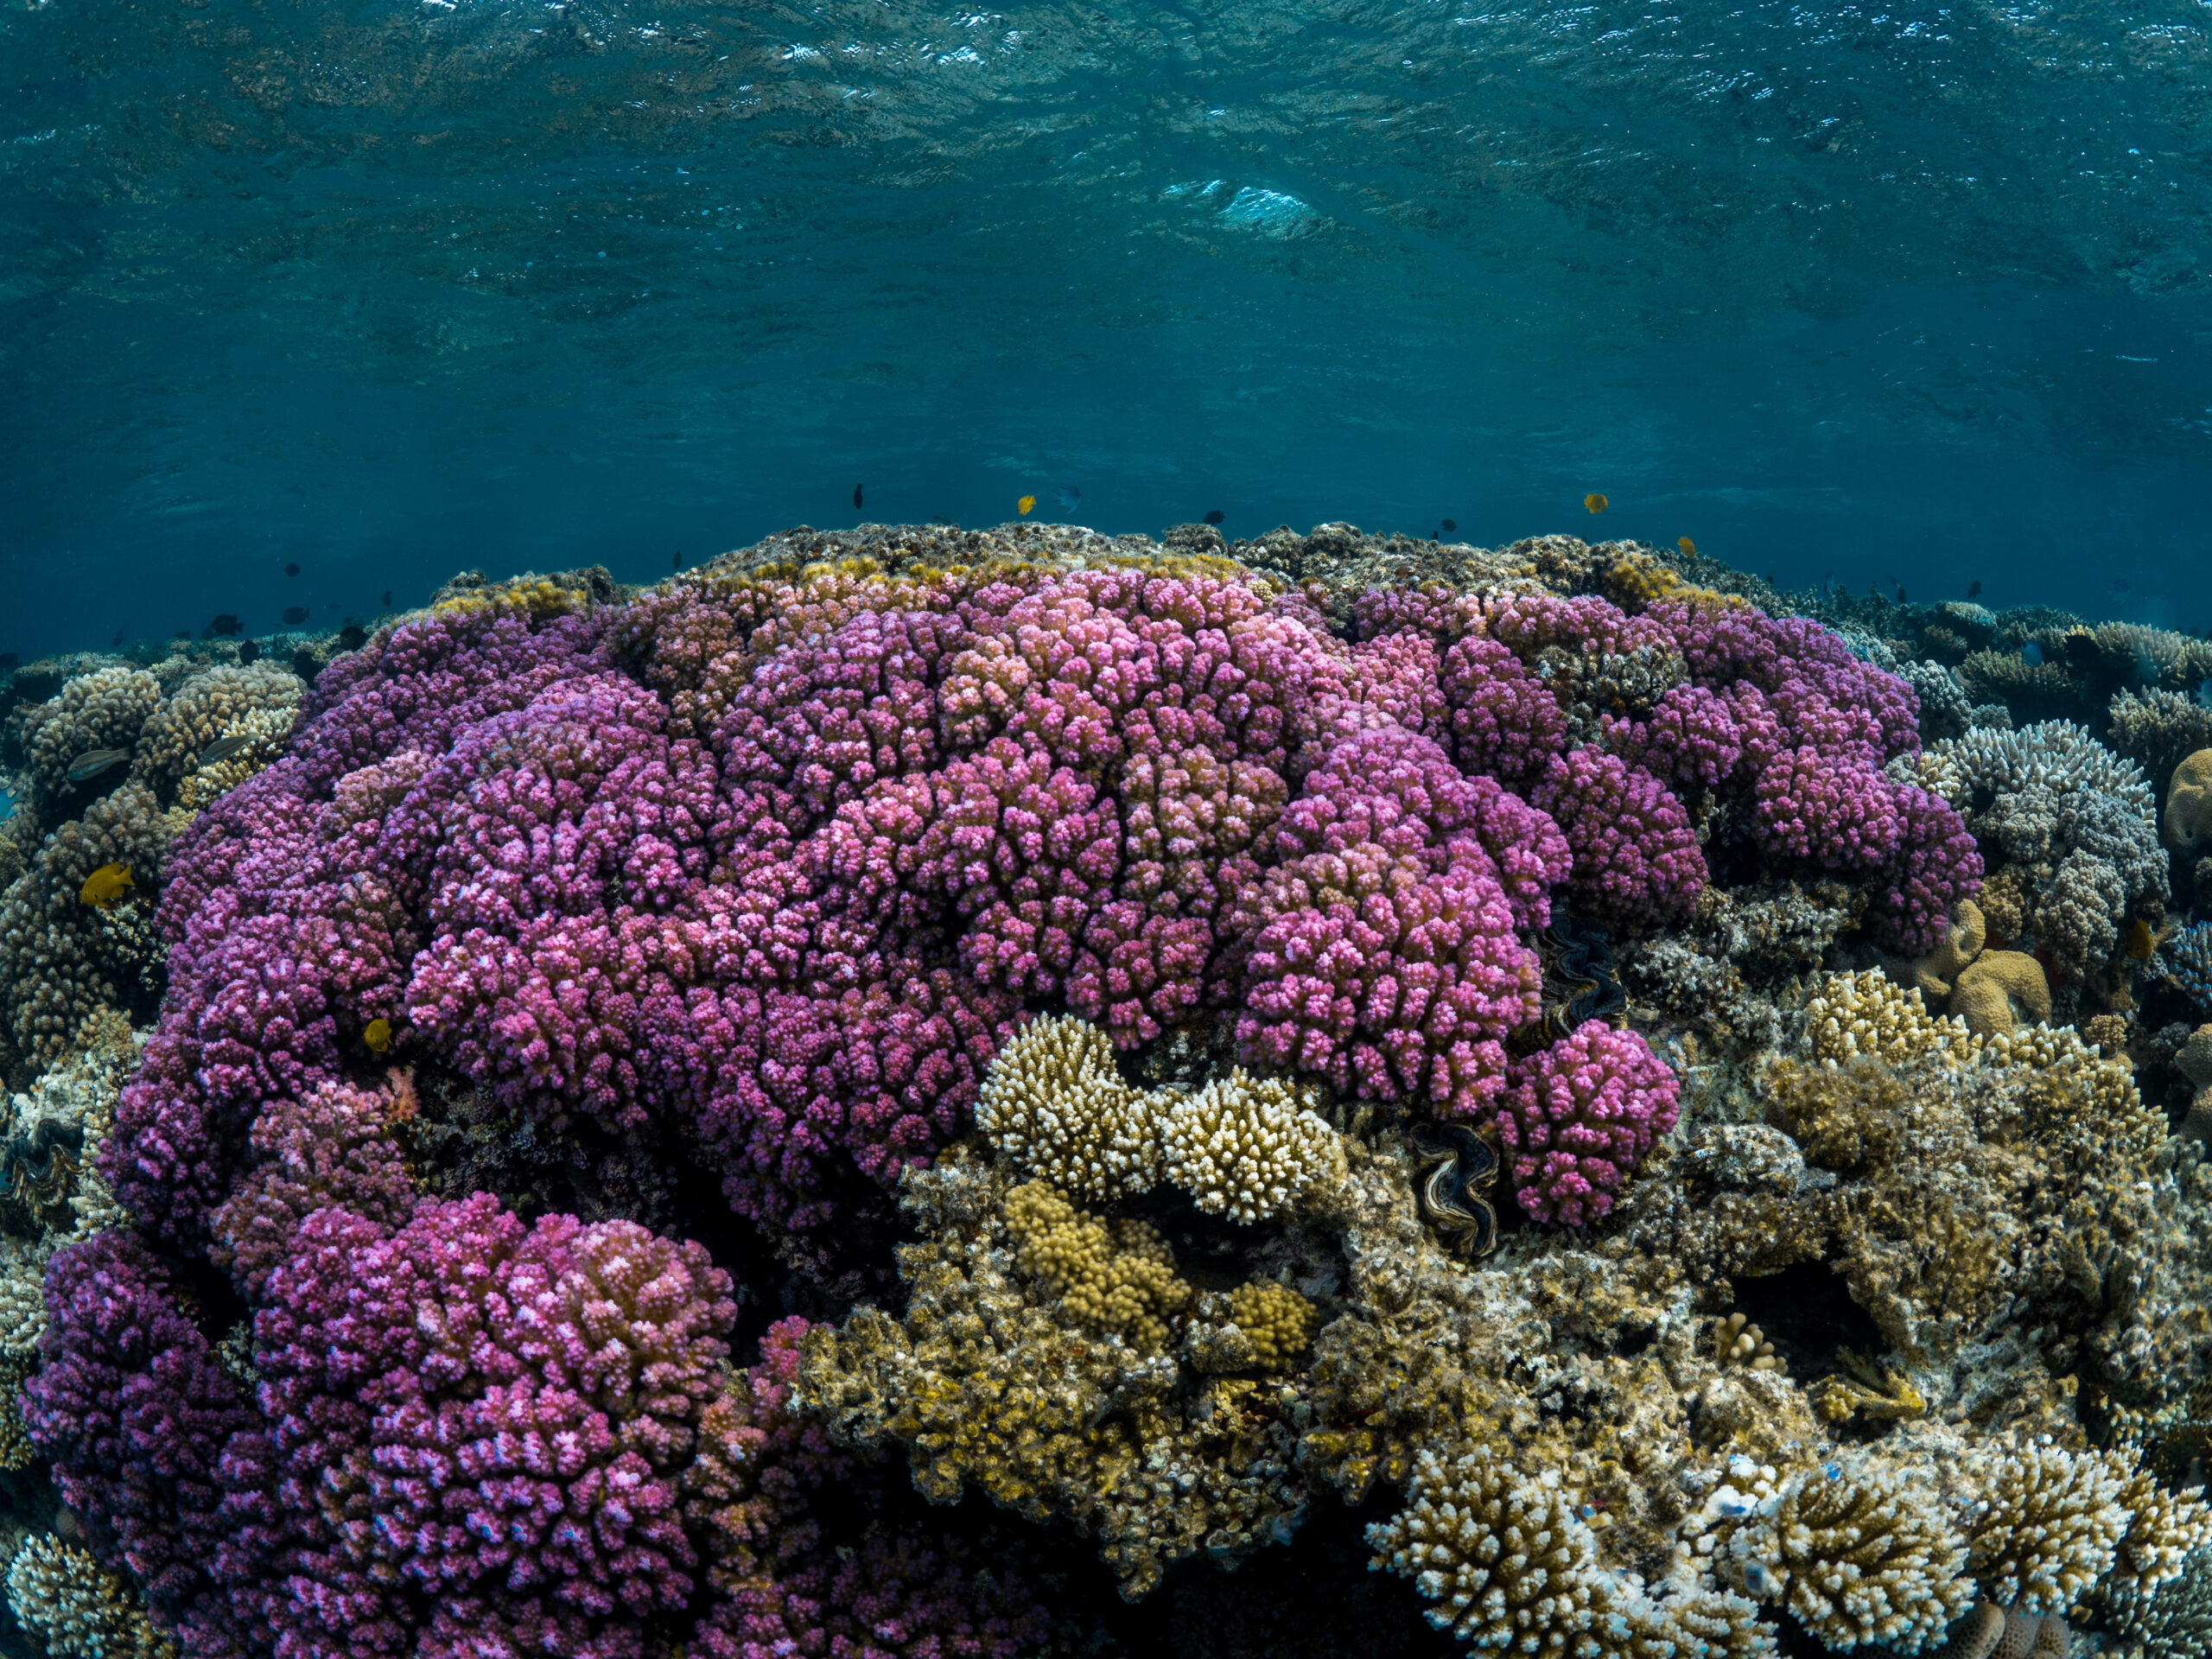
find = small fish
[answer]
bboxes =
[1584,493,1608,513]
[79,862,132,907]
[1203,509,1224,526]
[1441,518,1456,534]
[284,562,301,577]
[672,552,682,569]
[0,653,15,674]
[65,749,129,784]
[1678,537,1695,556]
[2127,918,2156,961]
[327,602,339,611]
[339,623,368,651]
[2110,578,2132,593]
[1895,585,1909,602]
[364,1017,394,1053]
[205,613,242,639]
[2022,640,2045,665]
[853,482,864,510]
[2064,632,2100,667]
[381,590,393,607]
[238,639,262,665]
[1052,486,1082,513]
[1017,494,1037,516]
[282,606,308,626]
[198,733,253,768]
[111,631,124,647]
[1967,580,1982,600]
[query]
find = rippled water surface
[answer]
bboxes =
[3,0,2210,649]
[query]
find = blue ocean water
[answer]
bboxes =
[3,0,2210,653]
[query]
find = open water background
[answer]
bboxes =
[3,0,2210,656]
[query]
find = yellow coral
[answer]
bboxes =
[1001,1180,1190,1351]
[1159,1071,1346,1224]
[1224,1281,1319,1371]
[1915,899,1988,1001]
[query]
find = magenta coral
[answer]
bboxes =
[1236,843,1541,1117]
[209,1072,421,1296]
[1492,1021,1681,1227]
[1751,745,1907,869]
[22,1232,263,1654]
[1439,634,1566,785]
[1866,783,1986,955]
[1528,749,1706,925]
[247,1193,735,1658]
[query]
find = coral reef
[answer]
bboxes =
[9,522,2210,1659]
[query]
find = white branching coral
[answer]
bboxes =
[1159,1070,1345,1223]
[978,1016,1348,1222]
[5,1535,174,1659]
[1724,1457,1972,1651]
[2113,1463,2212,1592]
[1369,1441,1772,1657]
[974,1014,1160,1200]
[1961,1439,2133,1615]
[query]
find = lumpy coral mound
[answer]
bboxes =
[105,537,1971,1279]
[30,523,2034,1659]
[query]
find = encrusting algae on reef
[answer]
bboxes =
[3,518,2212,1659]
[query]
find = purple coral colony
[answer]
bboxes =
[7,522,2212,1659]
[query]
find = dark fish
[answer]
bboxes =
[2064,632,2100,667]
[338,623,367,651]
[204,613,243,639]
[284,562,300,577]
[111,632,124,647]
[326,602,339,611]
[66,748,129,784]
[282,607,308,626]
[853,483,864,510]
[238,639,261,665]
[381,590,392,607]
[1203,510,1224,526]
[673,552,682,569]
[1967,580,1982,600]
[1441,518,1456,534]
[1895,585,1908,602]
[0,653,15,675]
[2111,578,2132,593]
[198,734,253,767]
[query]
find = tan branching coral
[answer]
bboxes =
[5,1535,174,1659]
[14,665,162,807]
[1808,971,1980,1067]
[2112,1462,2212,1592]
[131,663,302,790]
[1723,1456,1972,1650]
[1001,1179,1191,1351]
[1371,1440,1766,1656]
[1961,1440,2133,1615]
[798,1148,1306,1598]
[1159,1071,1345,1224]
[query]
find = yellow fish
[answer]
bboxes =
[364,1017,394,1053]
[79,863,133,908]
[2126,918,2155,961]
[1678,536,1695,556]
[1017,495,1036,516]
[1585,493,1608,514]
